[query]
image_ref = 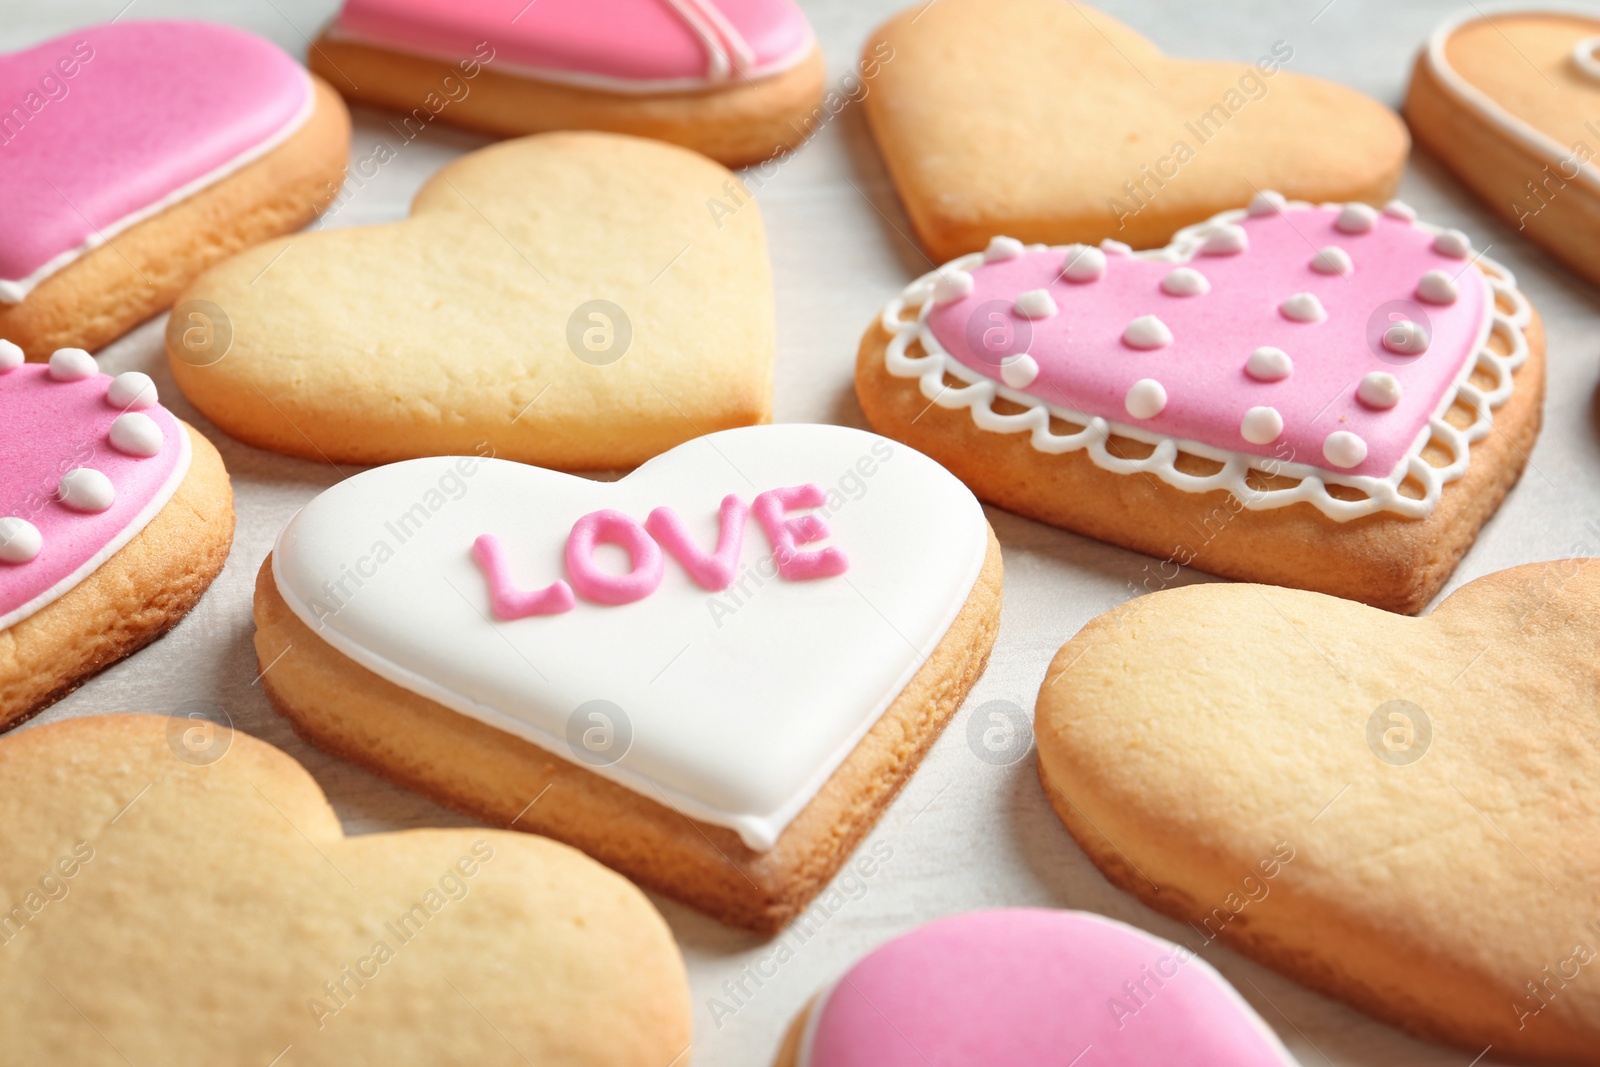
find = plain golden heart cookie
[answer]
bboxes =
[168,131,773,470]
[861,0,1409,259]
[1405,10,1600,288]
[1036,561,1600,1062]
[0,715,690,1066]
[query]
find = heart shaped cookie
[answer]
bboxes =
[312,0,826,167]
[0,21,348,360]
[253,424,1001,931]
[1406,9,1600,287]
[0,714,690,1065]
[1036,562,1600,1061]
[857,196,1545,613]
[0,351,232,728]
[775,909,1296,1066]
[861,0,1410,259]
[169,131,774,471]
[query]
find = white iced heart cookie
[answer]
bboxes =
[256,424,1002,932]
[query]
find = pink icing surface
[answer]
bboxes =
[927,207,1489,479]
[753,484,849,581]
[473,534,576,618]
[647,495,748,592]
[335,0,814,83]
[804,910,1292,1067]
[0,21,309,288]
[566,508,665,605]
[0,364,185,625]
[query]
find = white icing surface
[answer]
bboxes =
[0,340,21,372]
[1247,189,1287,216]
[1358,371,1403,409]
[984,235,1024,262]
[0,70,315,306]
[1013,289,1058,319]
[57,468,116,513]
[1279,292,1327,323]
[1335,202,1378,233]
[110,412,165,457]
[1433,228,1471,258]
[1323,430,1368,469]
[1246,346,1293,381]
[1416,269,1460,304]
[0,517,42,565]
[932,268,975,304]
[1383,319,1431,355]
[107,371,158,410]
[1123,314,1172,349]
[1061,244,1107,282]
[1241,406,1284,445]
[1310,246,1354,276]
[1383,199,1418,221]
[1099,239,1133,257]
[1124,378,1167,419]
[1001,354,1039,389]
[270,425,989,852]
[1576,34,1600,80]
[878,201,1532,522]
[48,348,97,381]
[1200,223,1248,254]
[1161,267,1210,295]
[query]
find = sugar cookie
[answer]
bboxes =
[0,21,349,360]
[310,0,826,167]
[253,424,1001,932]
[169,132,774,470]
[857,198,1544,613]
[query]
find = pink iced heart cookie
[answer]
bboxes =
[858,196,1546,613]
[310,0,826,167]
[0,21,348,359]
[0,347,233,727]
[779,909,1295,1067]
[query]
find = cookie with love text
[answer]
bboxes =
[0,21,349,361]
[0,347,233,729]
[169,131,774,471]
[0,714,690,1065]
[1406,9,1600,288]
[310,0,825,167]
[857,195,1544,613]
[774,910,1296,1067]
[253,424,1001,932]
[1037,561,1600,1061]
[859,0,1410,260]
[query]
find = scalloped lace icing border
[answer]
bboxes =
[879,204,1531,523]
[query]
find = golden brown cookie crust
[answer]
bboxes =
[1036,562,1600,1061]
[1405,12,1600,289]
[310,34,827,168]
[861,0,1409,260]
[853,276,1545,615]
[0,424,234,730]
[252,530,1002,934]
[0,714,691,1065]
[1,78,350,362]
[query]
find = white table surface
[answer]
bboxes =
[11,1,1599,1064]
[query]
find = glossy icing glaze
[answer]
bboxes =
[0,360,190,631]
[798,910,1297,1067]
[0,21,312,303]
[331,0,815,91]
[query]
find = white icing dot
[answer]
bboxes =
[1240,406,1284,445]
[48,348,96,381]
[1383,319,1430,355]
[1310,246,1353,276]
[1100,239,1133,257]
[1383,200,1417,222]
[107,371,158,410]
[1416,269,1458,305]
[1122,315,1173,350]
[0,517,41,564]
[1247,190,1287,217]
[1246,346,1292,381]
[1061,244,1107,282]
[1124,378,1167,419]
[932,268,975,305]
[1279,293,1327,323]
[1001,354,1040,389]
[1357,371,1402,409]
[1200,224,1248,255]
[58,468,115,513]
[1161,267,1210,296]
[110,412,164,457]
[983,236,1024,262]
[1433,229,1471,258]
[1323,430,1368,469]
[1335,203,1378,234]
[0,339,22,372]
[1013,289,1058,319]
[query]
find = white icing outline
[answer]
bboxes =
[0,424,191,632]
[880,200,1531,523]
[793,911,1299,1066]
[0,69,316,305]
[1423,5,1600,194]
[324,6,817,96]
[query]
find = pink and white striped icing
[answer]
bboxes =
[0,21,312,303]
[330,0,815,91]
[797,909,1297,1067]
[0,360,190,631]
